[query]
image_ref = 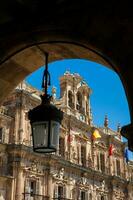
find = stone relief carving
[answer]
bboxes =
[51,168,65,180]
[31,162,37,172]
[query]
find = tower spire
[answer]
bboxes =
[117,123,121,133]
[104,115,108,128]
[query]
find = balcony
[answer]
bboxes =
[112,172,126,180]
[22,193,49,200]
[53,198,73,200]
[97,167,110,175]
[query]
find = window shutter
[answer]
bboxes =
[72,188,76,200]
[101,195,104,200]
[0,128,3,142]
[100,153,105,172]
[85,191,88,200]
[36,180,40,195]
[25,179,30,193]
[63,186,66,198]
[81,146,86,167]
[77,146,80,164]
[59,137,65,157]
[97,154,100,170]
[79,190,81,200]
[24,179,30,200]
[54,185,58,198]
[116,159,121,176]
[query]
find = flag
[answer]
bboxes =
[109,144,113,156]
[91,129,101,141]
[67,134,73,143]
[124,148,129,163]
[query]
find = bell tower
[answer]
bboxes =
[59,71,92,125]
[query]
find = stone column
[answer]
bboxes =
[11,178,15,200]
[15,167,24,200]
[78,142,82,165]
[18,105,24,144]
[47,175,53,200]
[14,107,19,143]
[92,143,96,169]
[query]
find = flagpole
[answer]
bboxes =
[91,137,95,168]
[92,171,95,199]
[68,116,71,161]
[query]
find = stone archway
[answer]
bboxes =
[0,40,113,105]
[0,39,132,149]
[0,1,133,148]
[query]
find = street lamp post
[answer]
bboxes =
[28,52,63,153]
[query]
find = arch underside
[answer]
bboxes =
[0,0,133,149]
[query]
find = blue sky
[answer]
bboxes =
[26,59,133,159]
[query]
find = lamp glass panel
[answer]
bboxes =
[32,122,48,148]
[50,120,60,148]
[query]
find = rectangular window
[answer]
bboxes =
[0,128,3,142]
[100,153,105,173]
[81,191,86,200]
[30,181,36,197]
[101,196,105,200]
[59,137,65,157]
[58,186,64,198]
[77,146,80,164]
[81,146,86,167]
[97,154,100,170]
[116,159,121,176]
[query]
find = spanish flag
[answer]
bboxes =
[67,134,73,143]
[92,129,101,141]
[109,144,113,156]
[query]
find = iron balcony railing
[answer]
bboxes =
[23,193,49,200]
[53,198,73,200]
[112,171,126,179]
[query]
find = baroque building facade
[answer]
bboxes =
[0,71,133,200]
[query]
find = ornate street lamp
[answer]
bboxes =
[28,52,63,153]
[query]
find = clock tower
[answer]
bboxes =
[59,71,92,125]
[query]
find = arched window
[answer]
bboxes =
[68,91,74,108]
[76,91,82,110]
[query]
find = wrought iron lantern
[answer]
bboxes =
[28,52,63,153]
